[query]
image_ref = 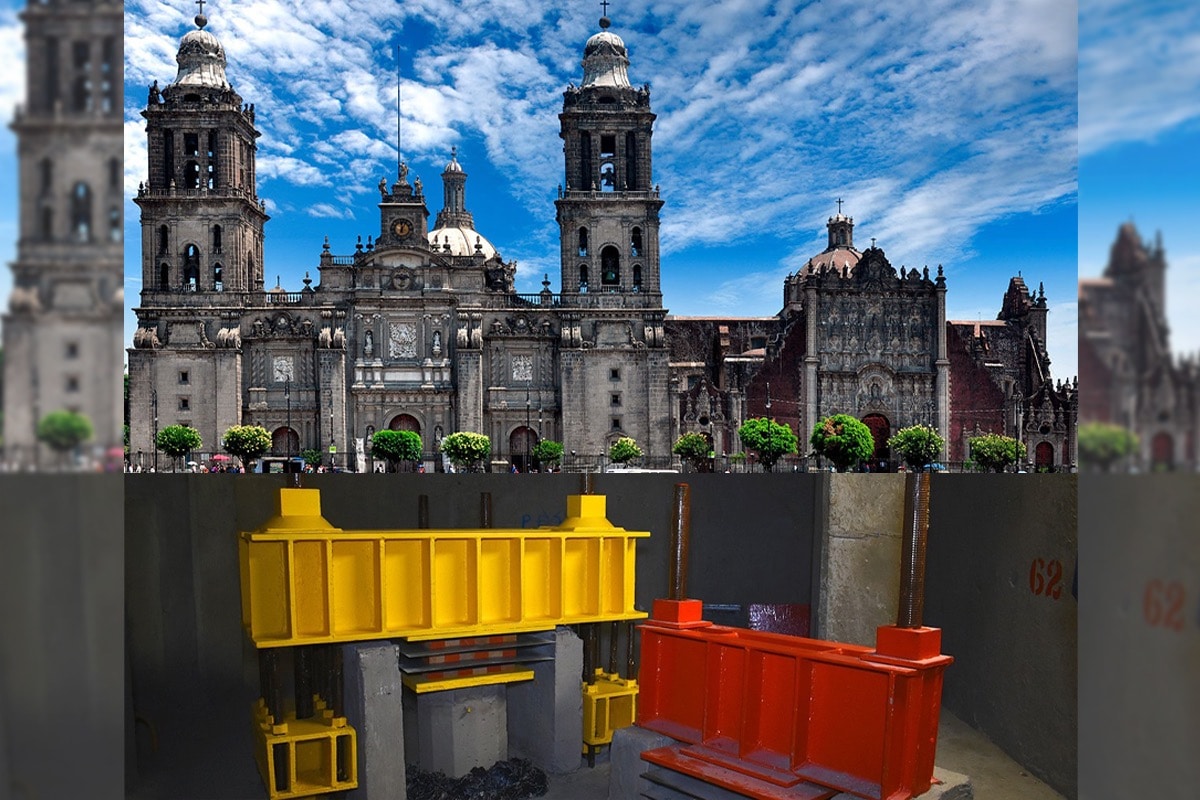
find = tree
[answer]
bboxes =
[156,424,202,471]
[300,448,324,469]
[968,433,1026,473]
[673,431,714,472]
[608,436,642,465]
[738,418,799,471]
[809,414,873,472]
[221,424,272,471]
[887,424,945,471]
[37,410,93,464]
[372,429,423,472]
[1077,422,1137,472]
[439,431,491,471]
[532,439,565,470]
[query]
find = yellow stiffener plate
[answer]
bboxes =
[401,664,536,694]
[241,490,650,648]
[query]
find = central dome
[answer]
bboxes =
[427,226,498,259]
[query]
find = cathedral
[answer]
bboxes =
[1079,223,1198,471]
[126,9,1074,472]
[2,0,124,469]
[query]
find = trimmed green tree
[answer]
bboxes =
[809,414,874,472]
[887,424,945,471]
[968,433,1027,473]
[37,410,93,465]
[1077,422,1138,472]
[532,439,565,470]
[300,448,324,469]
[439,431,491,471]
[221,424,272,471]
[156,424,202,472]
[673,431,714,472]
[608,436,643,465]
[371,429,423,472]
[738,417,799,471]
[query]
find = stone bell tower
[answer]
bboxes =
[554,13,670,457]
[3,0,124,468]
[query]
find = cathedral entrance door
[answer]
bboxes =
[510,427,538,473]
[861,413,891,471]
[271,427,299,458]
[1034,441,1054,471]
[1151,432,1174,471]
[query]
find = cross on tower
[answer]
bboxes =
[600,0,610,16]
[836,198,843,214]
[196,0,206,15]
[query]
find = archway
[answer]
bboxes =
[271,427,299,457]
[510,426,538,472]
[1034,441,1054,471]
[861,413,891,470]
[389,414,421,436]
[1151,432,1174,471]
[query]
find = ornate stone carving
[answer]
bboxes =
[389,321,417,358]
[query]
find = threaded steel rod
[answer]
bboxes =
[898,470,931,627]
[669,483,692,600]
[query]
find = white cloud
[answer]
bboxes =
[307,203,355,220]
[0,12,25,125]
[1080,1,1200,155]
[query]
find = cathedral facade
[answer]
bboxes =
[128,12,670,470]
[2,0,124,469]
[127,11,1074,472]
[1079,223,1198,471]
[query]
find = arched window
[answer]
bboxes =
[837,230,846,245]
[212,224,222,253]
[100,37,115,115]
[213,263,224,292]
[71,182,91,241]
[40,206,53,240]
[159,262,170,290]
[108,207,121,242]
[599,162,615,192]
[631,227,642,257]
[578,227,588,257]
[579,265,589,293]
[1034,441,1054,470]
[600,246,620,288]
[183,244,200,290]
[632,264,643,292]
[158,225,169,253]
[71,40,91,112]
[184,160,200,190]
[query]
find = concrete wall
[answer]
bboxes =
[0,476,124,800]
[924,475,1077,799]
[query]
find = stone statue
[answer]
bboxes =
[148,80,161,105]
[363,328,374,357]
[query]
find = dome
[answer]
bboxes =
[800,249,862,276]
[581,19,631,88]
[427,226,498,259]
[443,148,464,174]
[174,21,231,91]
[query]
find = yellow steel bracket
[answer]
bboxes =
[582,668,638,749]
[240,489,650,648]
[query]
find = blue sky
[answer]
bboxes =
[115,0,1081,378]
[1078,0,1200,358]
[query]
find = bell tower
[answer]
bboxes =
[556,15,662,298]
[2,0,124,468]
[554,12,670,458]
[134,5,267,295]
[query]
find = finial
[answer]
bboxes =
[275,274,280,289]
[195,0,208,28]
[600,0,611,27]
[451,145,457,159]
[871,237,876,248]
[836,198,843,214]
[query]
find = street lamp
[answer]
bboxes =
[329,408,335,470]
[284,377,291,462]
[525,385,531,472]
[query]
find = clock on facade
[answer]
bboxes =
[392,218,413,238]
